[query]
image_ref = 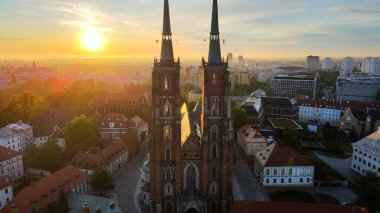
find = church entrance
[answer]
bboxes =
[185,208,199,213]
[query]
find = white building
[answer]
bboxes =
[254,143,314,186]
[0,121,33,152]
[341,57,355,76]
[257,70,273,83]
[0,146,24,182]
[362,57,380,75]
[0,179,13,209]
[306,55,320,69]
[98,113,130,142]
[32,125,65,149]
[351,128,380,176]
[322,57,333,70]
[237,125,268,155]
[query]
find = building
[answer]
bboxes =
[231,68,250,88]
[297,97,380,126]
[229,201,369,213]
[227,53,233,63]
[0,121,33,152]
[240,97,265,129]
[98,113,130,142]
[257,70,273,83]
[237,125,268,155]
[341,57,355,76]
[32,125,65,149]
[140,159,150,206]
[0,146,24,182]
[71,141,128,175]
[351,128,380,176]
[92,90,151,122]
[254,143,314,186]
[238,55,244,65]
[270,74,317,97]
[336,76,380,102]
[322,57,333,70]
[362,57,380,75]
[129,115,149,144]
[67,192,120,213]
[339,108,362,137]
[261,96,298,120]
[2,165,89,213]
[148,0,233,212]
[0,179,13,210]
[306,55,320,69]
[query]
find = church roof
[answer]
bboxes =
[180,104,201,146]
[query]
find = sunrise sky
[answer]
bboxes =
[0,0,380,59]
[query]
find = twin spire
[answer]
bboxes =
[160,0,222,65]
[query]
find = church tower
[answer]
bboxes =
[201,0,234,212]
[150,0,181,212]
[150,0,233,212]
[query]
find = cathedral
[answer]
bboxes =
[149,0,234,212]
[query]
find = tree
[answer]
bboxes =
[232,108,248,131]
[63,115,98,159]
[25,139,64,172]
[0,91,37,126]
[281,129,300,149]
[351,172,380,212]
[90,170,114,196]
[55,189,70,213]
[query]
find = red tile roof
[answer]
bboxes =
[0,179,11,190]
[297,97,380,109]
[258,143,313,167]
[99,113,130,128]
[1,165,87,213]
[0,146,21,162]
[229,201,369,213]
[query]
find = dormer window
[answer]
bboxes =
[110,122,115,128]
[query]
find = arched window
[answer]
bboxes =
[211,103,218,116]
[163,102,170,116]
[211,126,218,141]
[165,201,173,213]
[186,165,197,190]
[211,143,218,160]
[164,77,169,90]
[165,146,171,161]
[211,167,217,179]
[209,182,219,196]
[212,73,216,85]
[164,126,171,140]
[166,168,172,180]
[164,183,174,197]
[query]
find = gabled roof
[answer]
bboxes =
[255,143,313,167]
[180,103,201,147]
[237,125,266,143]
[352,128,380,157]
[2,166,87,213]
[0,146,21,162]
[0,179,11,190]
[99,113,129,129]
[229,201,369,213]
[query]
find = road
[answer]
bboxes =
[112,140,149,213]
[314,153,358,181]
[233,145,269,201]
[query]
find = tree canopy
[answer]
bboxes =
[25,139,64,172]
[63,115,99,159]
[90,170,114,196]
[232,108,248,131]
[351,172,380,212]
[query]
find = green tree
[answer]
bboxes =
[55,189,70,213]
[90,170,114,196]
[0,91,37,126]
[351,172,380,212]
[25,139,64,172]
[63,115,98,159]
[232,108,248,131]
[281,129,300,149]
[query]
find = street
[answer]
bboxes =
[233,145,270,201]
[112,140,149,213]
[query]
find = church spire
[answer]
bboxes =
[208,0,222,64]
[160,0,174,62]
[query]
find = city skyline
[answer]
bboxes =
[1,0,380,59]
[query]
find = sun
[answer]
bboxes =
[81,31,104,51]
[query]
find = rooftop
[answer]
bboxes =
[269,118,303,130]
[255,143,313,167]
[0,146,21,162]
[237,125,266,143]
[229,201,369,213]
[0,121,32,137]
[297,97,380,109]
[0,179,11,190]
[2,165,87,213]
[352,128,380,157]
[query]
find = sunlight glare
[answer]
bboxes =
[81,31,104,51]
